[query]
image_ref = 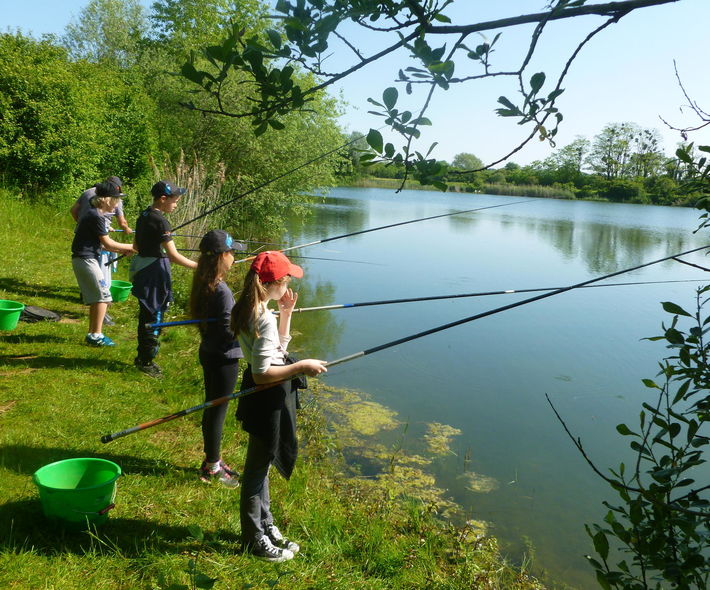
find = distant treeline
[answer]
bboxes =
[341,124,701,206]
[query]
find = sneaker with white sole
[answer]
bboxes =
[249,534,294,562]
[199,461,239,488]
[85,333,115,347]
[265,523,300,554]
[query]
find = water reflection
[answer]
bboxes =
[284,188,708,590]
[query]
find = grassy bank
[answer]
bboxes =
[0,197,546,589]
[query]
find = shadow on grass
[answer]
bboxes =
[0,277,80,305]
[0,334,67,344]
[0,354,133,372]
[0,499,240,557]
[0,444,197,478]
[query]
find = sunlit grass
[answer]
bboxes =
[0,197,546,589]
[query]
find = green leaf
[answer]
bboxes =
[266,29,282,50]
[529,72,545,94]
[382,87,398,110]
[268,119,286,130]
[366,129,384,153]
[187,525,204,541]
[592,530,609,560]
[641,378,659,389]
[616,423,635,436]
[195,574,218,589]
[433,13,451,23]
[661,301,692,317]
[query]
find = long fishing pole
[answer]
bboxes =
[145,277,707,329]
[233,197,542,263]
[102,244,709,443]
[108,131,376,265]
[176,248,379,265]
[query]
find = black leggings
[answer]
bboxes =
[201,358,240,463]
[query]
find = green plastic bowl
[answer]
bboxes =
[109,280,132,302]
[0,299,24,330]
[33,458,121,526]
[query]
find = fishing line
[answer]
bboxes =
[103,244,710,443]
[233,197,542,264]
[146,277,707,329]
[176,249,379,265]
[108,130,377,265]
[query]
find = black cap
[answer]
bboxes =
[151,180,187,199]
[106,175,123,187]
[199,230,246,254]
[95,180,125,198]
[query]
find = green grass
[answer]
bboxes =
[0,197,546,589]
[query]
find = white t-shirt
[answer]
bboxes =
[237,304,291,374]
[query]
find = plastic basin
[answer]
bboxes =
[109,280,132,302]
[0,299,24,330]
[33,458,121,526]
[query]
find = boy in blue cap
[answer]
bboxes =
[131,181,197,377]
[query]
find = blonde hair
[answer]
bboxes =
[90,195,120,210]
[231,270,289,338]
[190,251,233,334]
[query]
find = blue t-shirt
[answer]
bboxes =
[71,208,108,259]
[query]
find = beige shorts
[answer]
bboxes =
[72,257,112,305]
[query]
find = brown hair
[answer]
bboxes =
[231,270,289,338]
[190,252,232,334]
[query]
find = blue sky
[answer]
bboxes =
[3,0,709,166]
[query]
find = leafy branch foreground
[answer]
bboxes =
[0,199,544,589]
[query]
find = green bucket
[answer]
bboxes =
[0,299,24,330]
[32,458,121,526]
[109,280,132,302]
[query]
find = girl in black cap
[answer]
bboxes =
[189,230,244,487]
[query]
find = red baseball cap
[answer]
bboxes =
[251,251,303,283]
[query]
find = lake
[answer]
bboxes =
[282,187,709,589]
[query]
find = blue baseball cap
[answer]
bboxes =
[151,180,187,199]
[199,229,246,254]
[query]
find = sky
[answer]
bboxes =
[2,0,709,167]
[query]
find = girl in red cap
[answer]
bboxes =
[231,250,327,562]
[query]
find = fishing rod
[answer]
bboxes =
[144,277,707,329]
[172,233,286,246]
[102,244,710,444]
[108,130,377,266]
[233,197,542,264]
[176,248,379,265]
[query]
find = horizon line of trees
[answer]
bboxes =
[343,122,699,206]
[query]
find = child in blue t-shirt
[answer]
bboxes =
[71,181,136,346]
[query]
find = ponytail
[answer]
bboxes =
[231,269,267,338]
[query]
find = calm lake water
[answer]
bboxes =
[282,187,709,589]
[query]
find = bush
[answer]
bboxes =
[0,32,156,205]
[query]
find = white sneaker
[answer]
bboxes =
[265,523,300,554]
[250,534,294,562]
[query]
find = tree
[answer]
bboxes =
[450,153,484,171]
[62,0,147,67]
[176,0,679,188]
[587,122,637,180]
[0,32,155,201]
